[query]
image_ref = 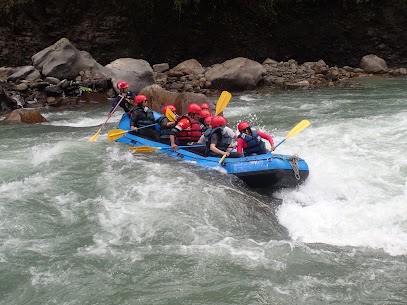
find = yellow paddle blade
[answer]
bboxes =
[107,129,128,142]
[285,119,311,140]
[129,146,162,153]
[165,108,176,122]
[215,91,232,116]
[88,128,101,142]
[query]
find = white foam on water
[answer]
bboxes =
[43,110,121,127]
[30,141,73,166]
[239,94,260,102]
[276,111,407,256]
[0,172,58,201]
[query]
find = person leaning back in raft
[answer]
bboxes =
[237,121,275,156]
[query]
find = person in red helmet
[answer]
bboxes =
[129,94,160,141]
[110,80,136,114]
[237,121,275,156]
[197,116,212,144]
[203,116,243,158]
[157,105,177,145]
[199,110,211,131]
[170,103,203,151]
[200,103,211,113]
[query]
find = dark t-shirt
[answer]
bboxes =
[210,132,219,146]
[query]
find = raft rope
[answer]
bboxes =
[271,154,301,180]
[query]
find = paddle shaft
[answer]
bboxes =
[107,123,158,142]
[274,120,310,150]
[129,144,205,153]
[218,144,234,164]
[174,144,205,149]
[136,123,157,130]
[97,95,124,133]
[274,139,285,149]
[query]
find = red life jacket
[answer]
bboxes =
[176,116,202,142]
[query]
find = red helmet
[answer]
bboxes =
[162,105,177,115]
[134,94,147,105]
[116,80,129,90]
[200,110,211,119]
[238,121,251,132]
[200,103,210,110]
[211,116,227,128]
[187,103,201,114]
[177,118,191,130]
[204,116,212,125]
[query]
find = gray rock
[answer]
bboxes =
[32,38,107,80]
[7,66,36,82]
[104,58,155,93]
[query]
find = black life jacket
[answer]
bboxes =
[130,107,155,127]
[204,126,232,156]
[158,116,172,140]
[238,129,267,156]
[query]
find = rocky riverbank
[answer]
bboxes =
[1,38,405,123]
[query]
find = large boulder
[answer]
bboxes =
[139,84,209,114]
[170,59,205,75]
[205,57,265,90]
[105,58,156,94]
[360,54,388,73]
[3,109,47,124]
[31,38,107,80]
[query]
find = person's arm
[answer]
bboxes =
[197,134,206,145]
[170,129,178,151]
[130,111,138,131]
[130,123,138,131]
[209,133,228,156]
[167,121,176,128]
[258,130,275,151]
[237,137,245,153]
[224,126,237,139]
[210,143,229,156]
[159,118,166,129]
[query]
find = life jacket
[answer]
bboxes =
[130,106,156,128]
[204,127,232,156]
[238,129,267,156]
[158,116,171,140]
[176,116,202,142]
[120,92,135,113]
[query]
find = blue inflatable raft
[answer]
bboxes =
[114,113,309,190]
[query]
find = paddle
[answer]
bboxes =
[129,144,205,153]
[107,123,157,142]
[274,119,311,150]
[165,108,176,122]
[215,91,232,116]
[219,154,227,164]
[88,95,125,142]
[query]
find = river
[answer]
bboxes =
[1,77,406,304]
